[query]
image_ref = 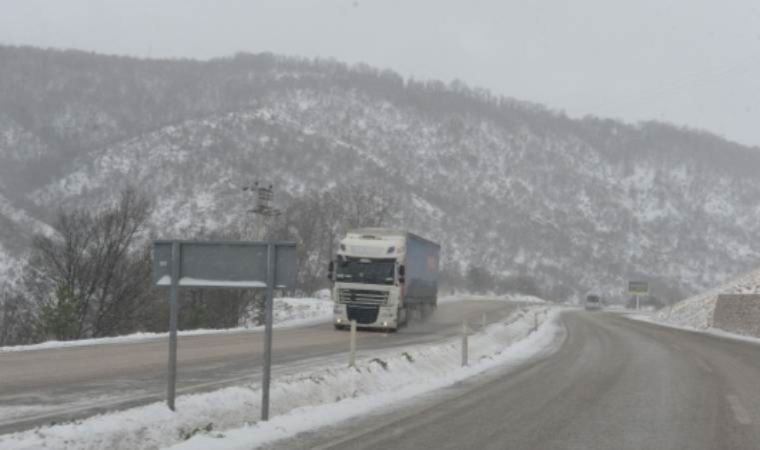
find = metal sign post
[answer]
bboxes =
[628,281,650,311]
[261,243,275,421]
[167,241,180,411]
[153,240,296,419]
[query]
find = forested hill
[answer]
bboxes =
[1,45,760,302]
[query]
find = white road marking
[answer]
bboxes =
[727,394,753,425]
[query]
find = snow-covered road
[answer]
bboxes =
[263,311,760,450]
[0,297,527,435]
[0,301,557,450]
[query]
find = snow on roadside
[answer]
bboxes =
[0,307,562,450]
[654,266,760,329]
[627,313,760,347]
[438,293,546,304]
[0,293,543,352]
[0,297,333,353]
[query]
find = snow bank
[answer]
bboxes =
[438,293,546,304]
[155,276,267,288]
[654,267,760,329]
[0,297,333,353]
[628,313,760,347]
[0,307,561,450]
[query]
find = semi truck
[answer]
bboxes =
[327,228,440,331]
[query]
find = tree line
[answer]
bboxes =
[0,186,542,346]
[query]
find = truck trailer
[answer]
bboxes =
[328,228,440,331]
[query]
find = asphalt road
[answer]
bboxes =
[274,310,760,450]
[0,299,519,434]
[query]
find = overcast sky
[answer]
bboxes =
[2,0,759,147]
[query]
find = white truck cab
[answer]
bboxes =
[328,228,439,331]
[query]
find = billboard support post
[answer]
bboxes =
[153,240,296,415]
[167,241,180,411]
[628,281,649,311]
[261,243,275,421]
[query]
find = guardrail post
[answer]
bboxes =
[349,320,357,368]
[461,320,468,367]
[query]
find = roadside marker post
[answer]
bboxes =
[461,320,469,367]
[153,240,296,420]
[482,313,487,330]
[349,320,357,368]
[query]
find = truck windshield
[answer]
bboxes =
[336,257,395,285]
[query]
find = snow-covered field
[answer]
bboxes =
[0,305,561,450]
[0,296,333,353]
[653,267,760,330]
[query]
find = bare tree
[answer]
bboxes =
[274,185,398,293]
[0,287,38,345]
[24,187,155,340]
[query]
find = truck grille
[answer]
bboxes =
[339,289,389,305]
[347,305,380,324]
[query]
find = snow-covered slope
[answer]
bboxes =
[655,267,760,329]
[1,46,760,300]
[0,190,55,285]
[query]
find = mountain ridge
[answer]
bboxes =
[1,45,760,301]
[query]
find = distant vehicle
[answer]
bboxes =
[585,295,603,311]
[328,228,440,331]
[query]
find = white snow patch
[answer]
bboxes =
[627,313,760,346]
[438,293,546,304]
[155,276,267,288]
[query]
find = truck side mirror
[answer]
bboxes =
[398,265,405,284]
[327,261,334,281]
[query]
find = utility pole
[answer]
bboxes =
[242,182,282,240]
[241,182,282,421]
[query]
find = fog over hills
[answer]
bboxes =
[1,45,760,301]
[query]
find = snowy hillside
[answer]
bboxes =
[1,46,760,300]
